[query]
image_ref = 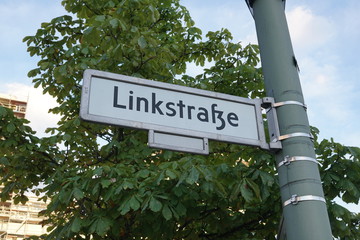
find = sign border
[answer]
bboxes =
[80,69,269,150]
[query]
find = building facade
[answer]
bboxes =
[0,94,27,119]
[0,192,48,239]
[1,93,49,239]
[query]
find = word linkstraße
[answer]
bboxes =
[113,86,239,131]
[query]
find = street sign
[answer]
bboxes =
[80,69,269,152]
[148,130,209,155]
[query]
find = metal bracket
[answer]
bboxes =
[283,194,326,207]
[262,98,313,150]
[278,155,319,168]
[273,100,307,109]
[278,132,313,141]
[262,97,282,150]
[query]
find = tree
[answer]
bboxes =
[1,0,359,239]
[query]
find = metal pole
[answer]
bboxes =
[246,0,333,239]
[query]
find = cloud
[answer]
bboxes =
[299,57,359,146]
[1,83,60,136]
[286,6,335,53]
[282,4,360,147]
[339,1,360,39]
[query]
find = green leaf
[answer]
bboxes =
[166,169,177,179]
[109,18,118,28]
[240,180,254,202]
[119,198,131,215]
[122,180,134,190]
[186,167,199,185]
[0,107,7,117]
[39,61,50,70]
[162,204,172,220]
[137,36,147,49]
[348,146,360,159]
[95,15,106,22]
[342,191,357,204]
[93,167,103,176]
[129,195,140,211]
[163,150,173,160]
[331,203,348,217]
[136,169,150,178]
[71,217,82,232]
[27,68,40,77]
[59,190,72,204]
[230,182,241,201]
[73,188,84,200]
[101,179,112,188]
[149,197,162,212]
[0,157,10,165]
[83,27,101,45]
[6,123,16,133]
[259,171,274,186]
[63,134,71,141]
[118,19,127,30]
[245,178,261,200]
[89,216,112,237]
[73,117,81,127]
[175,202,187,217]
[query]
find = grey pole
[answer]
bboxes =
[246,0,333,239]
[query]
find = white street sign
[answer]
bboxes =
[80,69,269,150]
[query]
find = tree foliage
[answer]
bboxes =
[0,0,359,239]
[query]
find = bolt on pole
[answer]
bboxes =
[246,0,333,239]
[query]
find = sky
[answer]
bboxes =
[0,0,359,209]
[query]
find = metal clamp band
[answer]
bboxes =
[278,156,319,168]
[283,194,326,207]
[278,132,313,141]
[273,100,307,109]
